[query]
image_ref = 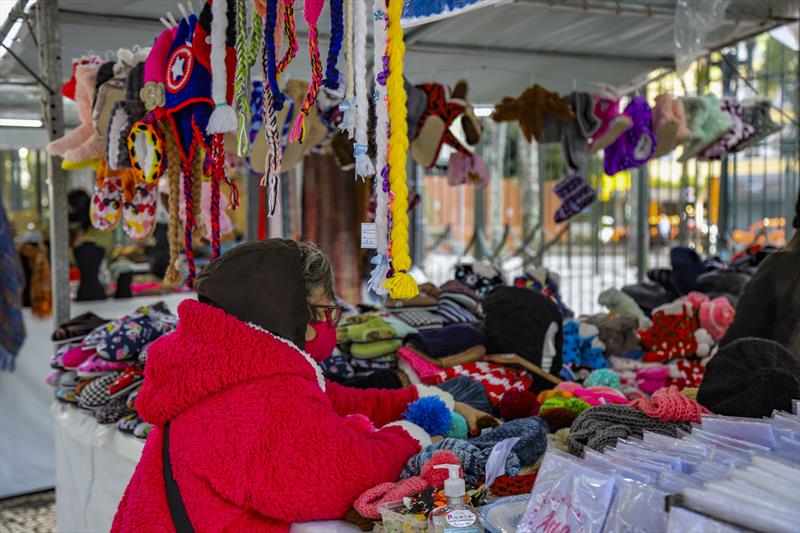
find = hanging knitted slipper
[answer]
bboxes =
[553,172,597,223]
[411,83,468,168]
[127,118,165,183]
[730,98,782,152]
[90,166,123,231]
[652,94,691,158]
[697,97,755,161]
[48,64,101,157]
[451,79,483,145]
[107,63,147,170]
[122,182,158,241]
[679,94,732,162]
[589,101,632,154]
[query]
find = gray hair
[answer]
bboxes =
[298,241,335,302]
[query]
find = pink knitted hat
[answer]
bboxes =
[140,27,176,113]
[699,296,735,342]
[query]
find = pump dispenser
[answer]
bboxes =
[428,465,484,533]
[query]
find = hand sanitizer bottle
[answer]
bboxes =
[428,465,484,533]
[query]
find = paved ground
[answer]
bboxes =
[0,490,55,533]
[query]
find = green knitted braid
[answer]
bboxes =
[234,0,263,156]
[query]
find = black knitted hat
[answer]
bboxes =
[482,286,563,388]
[698,337,800,418]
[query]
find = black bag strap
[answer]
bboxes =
[163,422,196,533]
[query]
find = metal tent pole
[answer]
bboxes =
[36,0,69,325]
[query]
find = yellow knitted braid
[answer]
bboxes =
[162,123,183,286]
[382,0,418,299]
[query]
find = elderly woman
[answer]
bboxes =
[112,239,488,532]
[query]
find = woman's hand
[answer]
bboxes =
[454,401,501,437]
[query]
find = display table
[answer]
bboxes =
[0,293,189,498]
[53,403,142,532]
[53,396,360,533]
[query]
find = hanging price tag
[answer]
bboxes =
[361,223,377,249]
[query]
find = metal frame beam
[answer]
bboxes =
[0,0,30,45]
[36,0,70,325]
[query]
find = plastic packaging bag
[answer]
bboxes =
[666,506,743,533]
[583,449,653,484]
[674,0,730,75]
[516,450,616,533]
[603,478,668,533]
[679,487,798,533]
[699,415,777,449]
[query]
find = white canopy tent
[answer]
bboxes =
[0,0,796,341]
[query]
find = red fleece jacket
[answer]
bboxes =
[112,300,423,533]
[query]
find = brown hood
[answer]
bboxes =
[194,239,310,347]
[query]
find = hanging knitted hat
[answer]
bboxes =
[288,0,325,143]
[141,27,177,114]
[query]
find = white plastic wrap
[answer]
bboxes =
[674,0,730,75]
[516,451,616,533]
[666,507,743,533]
[603,478,668,533]
[680,487,799,533]
[699,415,777,449]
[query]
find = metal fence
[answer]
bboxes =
[418,30,799,316]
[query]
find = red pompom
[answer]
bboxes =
[421,451,462,489]
[498,390,540,421]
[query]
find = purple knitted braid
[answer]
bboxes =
[181,159,196,288]
[323,0,344,92]
[264,0,285,110]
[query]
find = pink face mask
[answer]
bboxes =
[305,321,337,363]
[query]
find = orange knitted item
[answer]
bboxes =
[629,385,711,423]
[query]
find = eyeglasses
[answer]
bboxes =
[311,305,345,327]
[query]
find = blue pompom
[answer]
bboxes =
[403,396,452,437]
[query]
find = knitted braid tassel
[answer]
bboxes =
[368,0,390,295]
[207,0,238,135]
[191,147,204,242]
[182,158,196,288]
[263,0,286,110]
[289,0,325,144]
[261,1,283,217]
[322,0,344,97]
[383,0,418,299]
[339,0,355,138]
[210,134,223,259]
[233,0,263,155]
[276,0,298,78]
[162,123,183,286]
[352,0,374,179]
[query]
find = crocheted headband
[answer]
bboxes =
[383,0,419,299]
[288,0,325,143]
